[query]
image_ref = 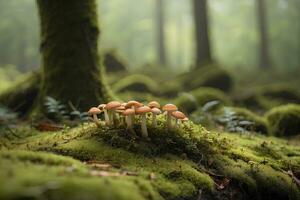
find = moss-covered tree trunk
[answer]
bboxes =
[36,0,110,111]
[193,0,212,67]
[155,0,166,66]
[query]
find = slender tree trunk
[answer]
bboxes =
[36,0,110,112]
[256,0,271,69]
[156,0,166,66]
[193,0,212,67]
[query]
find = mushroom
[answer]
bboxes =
[98,104,109,125]
[151,107,161,127]
[125,100,143,123]
[135,106,151,138]
[105,101,121,126]
[171,111,187,129]
[116,105,126,125]
[88,107,102,126]
[162,104,178,129]
[122,108,135,133]
[148,101,160,109]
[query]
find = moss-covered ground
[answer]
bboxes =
[0,115,299,200]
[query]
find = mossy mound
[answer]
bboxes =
[175,87,231,114]
[218,107,269,134]
[178,65,233,92]
[0,72,40,116]
[235,85,300,112]
[103,50,128,73]
[1,117,300,200]
[112,74,159,93]
[265,104,300,136]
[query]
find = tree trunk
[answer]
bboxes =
[193,0,212,67]
[36,0,110,111]
[156,0,167,66]
[256,0,271,69]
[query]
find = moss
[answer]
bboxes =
[265,104,300,136]
[179,64,233,92]
[112,74,159,93]
[0,150,163,200]
[103,49,128,73]
[235,85,300,112]
[36,0,111,112]
[0,72,40,116]
[1,117,300,199]
[175,87,231,114]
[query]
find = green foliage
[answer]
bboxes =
[265,104,300,136]
[0,104,17,126]
[44,97,89,123]
[217,107,268,134]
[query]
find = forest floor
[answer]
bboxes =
[0,116,300,200]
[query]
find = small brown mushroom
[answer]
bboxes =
[148,101,160,109]
[116,105,126,125]
[125,100,143,123]
[162,104,178,129]
[122,109,135,132]
[88,107,102,126]
[135,106,151,138]
[151,107,161,127]
[98,104,109,125]
[105,101,121,126]
[171,111,187,129]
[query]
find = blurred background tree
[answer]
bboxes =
[0,0,299,77]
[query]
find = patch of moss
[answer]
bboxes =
[175,87,231,114]
[112,74,159,94]
[0,150,163,200]
[103,49,128,73]
[265,104,300,136]
[1,117,300,200]
[179,64,233,92]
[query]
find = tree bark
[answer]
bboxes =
[256,0,271,69]
[156,0,167,66]
[36,0,111,112]
[193,0,212,67]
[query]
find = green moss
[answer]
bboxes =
[1,117,300,199]
[179,64,233,92]
[103,49,128,73]
[265,104,300,136]
[175,87,231,114]
[112,74,159,93]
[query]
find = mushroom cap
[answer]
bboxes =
[148,101,160,108]
[125,100,143,109]
[135,106,151,115]
[105,101,121,110]
[116,105,126,113]
[162,104,178,112]
[171,111,186,119]
[122,108,135,116]
[88,107,102,115]
[98,104,106,110]
[151,107,161,115]
[181,117,189,122]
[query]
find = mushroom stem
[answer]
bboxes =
[174,119,179,129]
[126,115,133,129]
[93,114,100,126]
[103,109,109,125]
[141,114,148,138]
[152,114,157,127]
[166,112,172,129]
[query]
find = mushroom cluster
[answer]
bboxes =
[88,100,188,138]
